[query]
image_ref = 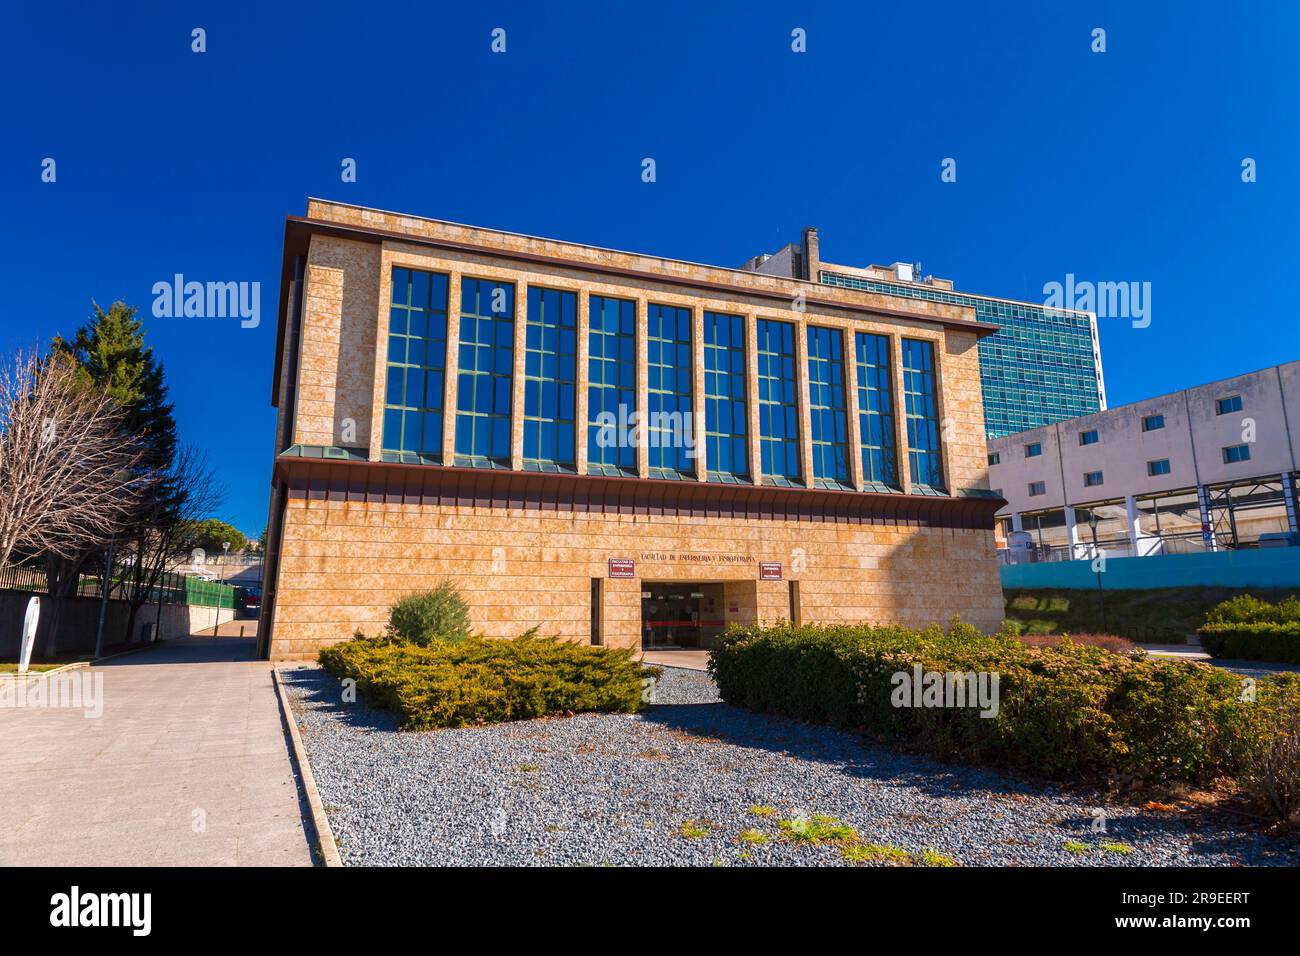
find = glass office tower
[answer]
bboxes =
[819,271,1104,439]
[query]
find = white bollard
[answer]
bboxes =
[17,595,40,673]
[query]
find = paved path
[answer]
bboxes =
[0,637,314,866]
[641,649,709,671]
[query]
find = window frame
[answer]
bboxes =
[454,276,517,468]
[807,325,852,490]
[854,331,900,492]
[382,266,451,464]
[756,318,802,486]
[586,294,637,477]
[702,310,750,483]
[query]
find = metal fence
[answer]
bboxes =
[998,531,1216,566]
[0,563,242,609]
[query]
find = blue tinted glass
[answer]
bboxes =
[703,312,748,480]
[757,319,800,481]
[454,278,514,463]
[901,339,945,492]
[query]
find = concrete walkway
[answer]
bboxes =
[0,637,314,866]
[641,649,710,671]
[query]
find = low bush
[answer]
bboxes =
[1198,623,1300,664]
[1198,594,1300,663]
[709,619,1300,795]
[1237,677,1300,822]
[387,583,472,645]
[320,634,661,730]
[1004,587,1300,643]
[1014,633,1137,654]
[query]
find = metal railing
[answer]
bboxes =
[998,530,1215,565]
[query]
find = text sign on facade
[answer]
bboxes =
[608,558,636,579]
[758,562,783,581]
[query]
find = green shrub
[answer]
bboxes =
[1005,587,1300,643]
[1200,594,1300,662]
[386,583,472,645]
[320,633,661,729]
[708,619,1296,788]
[1199,623,1300,664]
[1236,674,1300,822]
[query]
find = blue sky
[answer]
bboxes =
[3,1,1296,533]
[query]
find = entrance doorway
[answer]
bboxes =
[640,583,726,650]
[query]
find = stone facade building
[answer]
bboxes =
[258,200,1006,660]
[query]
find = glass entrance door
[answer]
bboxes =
[641,584,701,649]
[640,583,727,649]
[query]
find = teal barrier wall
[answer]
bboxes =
[1001,548,1300,591]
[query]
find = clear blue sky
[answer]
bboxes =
[3,1,1296,534]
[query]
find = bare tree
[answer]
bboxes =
[0,348,146,571]
[117,445,224,643]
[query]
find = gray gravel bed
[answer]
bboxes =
[281,665,1299,867]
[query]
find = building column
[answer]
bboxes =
[1125,495,1143,557]
[574,292,590,475]
[691,305,707,482]
[635,297,649,479]
[1197,484,1218,552]
[368,252,392,462]
[440,273,463,466]
[745,314,761,486]
[1064,506,1081,560]
[510,281,528,471]
[1284,473,1299,536]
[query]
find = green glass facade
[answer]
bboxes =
[820,271,1103,438]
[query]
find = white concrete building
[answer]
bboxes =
[987,361,1300,560]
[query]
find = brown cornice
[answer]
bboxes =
[272,455,1004,531]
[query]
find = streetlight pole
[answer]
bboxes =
[1087,511,1109,635]
[93,535,116,659]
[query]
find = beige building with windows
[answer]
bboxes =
[258,200,1006,660]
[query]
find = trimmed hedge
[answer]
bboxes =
[1199,594,1300,663]
[320,634,661,730]
[709,619,1300,787]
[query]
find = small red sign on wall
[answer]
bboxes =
[608,558,636,578]
[758,562,783,581]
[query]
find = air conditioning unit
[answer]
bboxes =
[892,261,914,282]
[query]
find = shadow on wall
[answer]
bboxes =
[0,589,238,658]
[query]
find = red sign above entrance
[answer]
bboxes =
[758,562,783,581]
[608,558,636,578]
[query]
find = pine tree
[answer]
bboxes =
[53,300,177,473]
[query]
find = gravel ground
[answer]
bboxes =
[282,665,1300,867]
